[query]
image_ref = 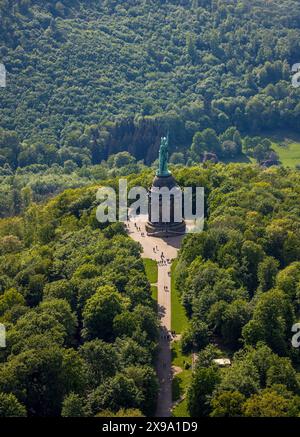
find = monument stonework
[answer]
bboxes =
[146,137,186,237]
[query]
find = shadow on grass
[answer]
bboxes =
[260,129,300,144]
[171,345,179,362]
[222,153,251,164]
[172,375,182,402]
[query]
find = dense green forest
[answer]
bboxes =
[0,163,300,416]
[1,0,300,419]
[0,150,146,218]
[1,0,300,171]
[0,181,159,416]
[0,126,283,220]
[173,163,300,417]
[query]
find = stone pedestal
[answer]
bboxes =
[146,174,186,237]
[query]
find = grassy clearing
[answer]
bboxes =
[171,260,189,334]
[143,258,158,284]
[271,141,300,168]
[223,132,300,168]
[172,338,192,369]
[171,340,192,417]
[260,131,300,168]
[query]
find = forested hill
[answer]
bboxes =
[0,163,300,417]
[0,180,159,417]
[1,0,300,168]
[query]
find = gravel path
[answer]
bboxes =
[126,218,183,417]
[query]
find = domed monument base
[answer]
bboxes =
[145,220,186,238]
[146,139,186,238]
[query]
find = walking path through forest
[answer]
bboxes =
[126,218,183,417]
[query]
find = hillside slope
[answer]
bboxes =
[1,0,300,167]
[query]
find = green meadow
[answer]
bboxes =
[265,132,300,168]
[171,261,189,334]
[143,258,158,284]
[171,340,192,417]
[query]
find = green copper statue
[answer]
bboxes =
[156,136,171,176]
